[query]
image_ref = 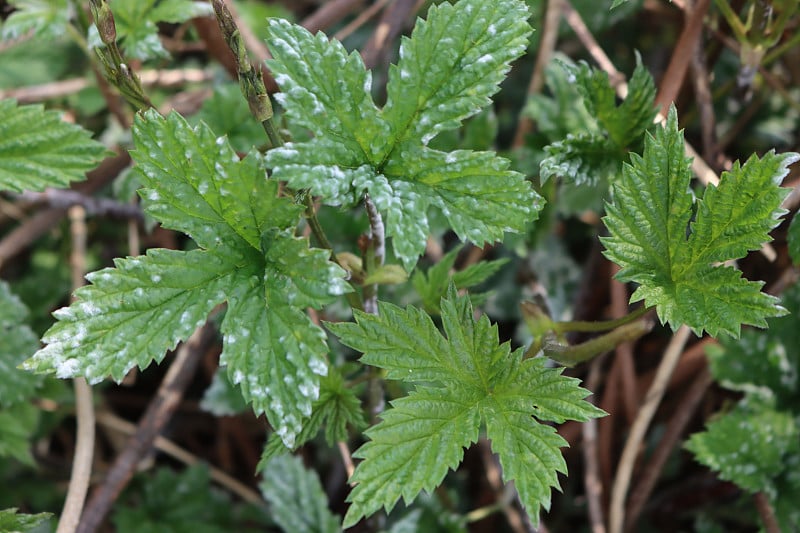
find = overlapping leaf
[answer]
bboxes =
[0,281,43,407]
[601,106,797,337]
[0,99,109,192]
[265,0,540,270]
[328,287,604,526]
[24,110,349,447]
[0,508,51,532]
[1,0,69,40]
[540,57,657,186]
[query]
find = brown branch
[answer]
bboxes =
[333,0,392,42]
[582,357,607,533]
[14,189,144,221]
[361,0,418,70]
[624,365,713,531]
[753,491,782,533]
[76,324,217,533]
[301,0,365,35]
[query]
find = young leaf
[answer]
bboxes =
[540,56,657,186]
[0,99,109,192]
[265,0,540,270]
[788,213,800,265]
[260,455,342,533]
[24,110,349,447]
[0,281,42,407]
[328,287,604,526]
[601,106,797,337]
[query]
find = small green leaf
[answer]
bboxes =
[192,83,266,153]
[200,366,248,416]
[610,0,629,8]
[259,455,342,533]
[0,508,52,532]
[1,0,69,40]
[788,213,800,265]
[0,281,42,407]
[601,106,797,337]
[0,402,39,465]
[0,99,109,192]
[540,133,620,185]
[329,287,603,526]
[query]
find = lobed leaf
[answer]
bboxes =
[0,99,109,192]
[331,287,603,526]
[0,508,52,532]
[789,213,800,265]
[265,0,539,270]
[601,106,796,337]
[1,0,69,40]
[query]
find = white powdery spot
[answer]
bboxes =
[53,306,75,321]
[487,23,497,36]
[198,181,209,194]
[274,73,291,86]
[446,152,459,164]
[477,54,493,64]
[215,136,226,146]
[227,334,237,345]
[232,370,244,384]
[56,358,81,379]
[150,274,162,283]
[78,301,102,317]
[308,356,328,376]
[298,380,319,400]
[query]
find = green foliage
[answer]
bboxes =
[328,287,604,526]
[258,367,366,464]
[259,454,341,533]
[113,464,263,533]
[23,110,350,448]
[200,367,248,417]
[687,284,800,531]
[0,99,109,192]
[0,281,42,407]
[1,0,69,40]
[91,0,213,60]
[0,507,51,532]
[264,0,540,270]
[601,106,796,337]
[540,56,657,186]
[0,402,39,465]
[788,213,800,264]
[192,83,267,153]
[412,244,508,314]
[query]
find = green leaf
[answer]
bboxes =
[0,402,39,465]
[539,56,657,186]
[200,366,248,416]
[258,367,366,464]
[192,83,267,153]
[412,244,507,314]
[685,399,799,498]
[383,0,531,147]
[0,508,52,532]
[0,281,42,407]
[94,0,213,60]
[259,455,342,533]
[0,99,109,192]
[788,213,800,265]
[328,287,604,526]
[1,0,69,40]
[610,0,629,8]
[265,0,540,270]
[26,110,349,448]
[601,106,797,337]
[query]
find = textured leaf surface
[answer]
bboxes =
[26,110,349,447]
[260,455,342,533]
[539,58,656,186]
[1,0,69,39]
[685,400,799,497]
[265,0,539,269]
[0,508,51,532]
[259,368,367,463]
[601,107,796,337]
[0,281,42,407]
[0,402,39,465]
[0,99,108,192]
[329,288,603,526]
[788,213,800,265]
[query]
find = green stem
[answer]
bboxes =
[551,305,650,334]
[536,319,653,367]
[714,0,749,42]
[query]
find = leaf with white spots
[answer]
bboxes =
[264,0,539,269]
[26,110,350,446]
[0,99,109,193]
[23,248,244,382]
[383,0,532,148]
[328,286,604,527]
